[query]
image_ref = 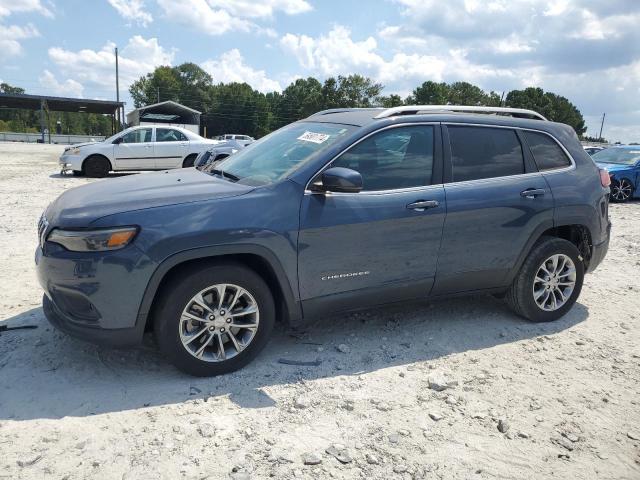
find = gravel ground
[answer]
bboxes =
[0,142,639,480]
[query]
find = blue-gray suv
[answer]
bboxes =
[36,106,612,376]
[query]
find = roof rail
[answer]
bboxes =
[373,105,547,121]
[310,107,385,116]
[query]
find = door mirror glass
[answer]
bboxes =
[313,167,363,193]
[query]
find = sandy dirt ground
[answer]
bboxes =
[0,142,639,480]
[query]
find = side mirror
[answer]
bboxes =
[312,167,362,193]
[112,137,123,145]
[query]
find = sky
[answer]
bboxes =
[0,0,638,142]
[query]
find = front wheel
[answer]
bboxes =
[83,155,110,178]
[154,262,275,376]
[506,237,584,322]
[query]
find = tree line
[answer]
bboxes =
[130,63,586,137]
[0,63,587,138]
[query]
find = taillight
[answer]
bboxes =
[599,168,611,187]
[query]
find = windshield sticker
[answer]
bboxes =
[297,131,330,144]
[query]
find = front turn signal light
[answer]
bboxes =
[47,227,138,252]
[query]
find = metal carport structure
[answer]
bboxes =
[0,92,125,142]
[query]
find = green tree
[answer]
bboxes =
[505,87,586,134]
[409,81,449,105]
[129,63,213,110]
[377,94,404,107]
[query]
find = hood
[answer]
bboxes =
[45,168,253,228]
[65,141,101,150]
[595,162,634,173]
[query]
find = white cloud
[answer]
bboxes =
[39,70,84,97]
[157,0,311,36]
[0,0,53,18]
[0,0,48,60]
[206,0,312,18]
[0,23,39,59]
[202,49,281,92]
[107,0,152,27]
[48,35,175,89]
[156,0,252,36]
[281,25,512,85]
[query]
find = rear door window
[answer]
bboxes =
[523,131,571,170]
[156,128,188,142]
[448,126,524,182]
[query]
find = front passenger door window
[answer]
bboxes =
[331,126,434,191]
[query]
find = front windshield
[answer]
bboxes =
[593,148,640,165]
[206,122,355,186]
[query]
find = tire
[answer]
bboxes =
[182,154,197,168]
[83,155,110,178]
[154,262,275,376]
[610,178,634,203]
[506,237,584,322]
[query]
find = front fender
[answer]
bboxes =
[136,243,302,328]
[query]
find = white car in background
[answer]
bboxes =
[220,134,254,146]
[60,125,219,177]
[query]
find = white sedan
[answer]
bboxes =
[59,126,219,177]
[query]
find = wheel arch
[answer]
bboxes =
[508,222,593,285]
[182,153,198,168]
[82,153,113,172]
[138,245,301,333]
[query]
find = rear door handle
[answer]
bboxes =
[407,200,439,211]
[520,188,545,199]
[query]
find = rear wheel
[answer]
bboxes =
[154,262,275,376]
[506,237,584,322]
[83,155,110,178]
[610,179,634,202]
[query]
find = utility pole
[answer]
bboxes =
[598,113,606,141]
[115,47,120,130]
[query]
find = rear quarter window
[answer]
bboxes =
[523,131,572,171]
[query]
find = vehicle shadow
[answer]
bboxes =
[0,295,588,421]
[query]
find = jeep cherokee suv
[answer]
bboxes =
[36,105,611,376]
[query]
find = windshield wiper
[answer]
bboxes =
[210,168,240,182]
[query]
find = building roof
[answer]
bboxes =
[0,92,123,114]
[130,100,201,116]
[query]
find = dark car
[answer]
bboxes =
[36,105,612,376]
[592,146,640,202]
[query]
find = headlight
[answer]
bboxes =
[66,147,81,155]
[47,227,138,252]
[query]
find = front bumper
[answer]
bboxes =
[59,154,82,172]
[36,243,157,347]
[42,294,145,347]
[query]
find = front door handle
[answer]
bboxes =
[520,188,545,199]
[407,200,439,211]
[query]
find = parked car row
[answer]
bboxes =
[59,127,255,177]
[59,126,220,177]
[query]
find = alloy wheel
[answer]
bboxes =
[179,283,259,362]
[532,254,577,311]
[611,179,633,201]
